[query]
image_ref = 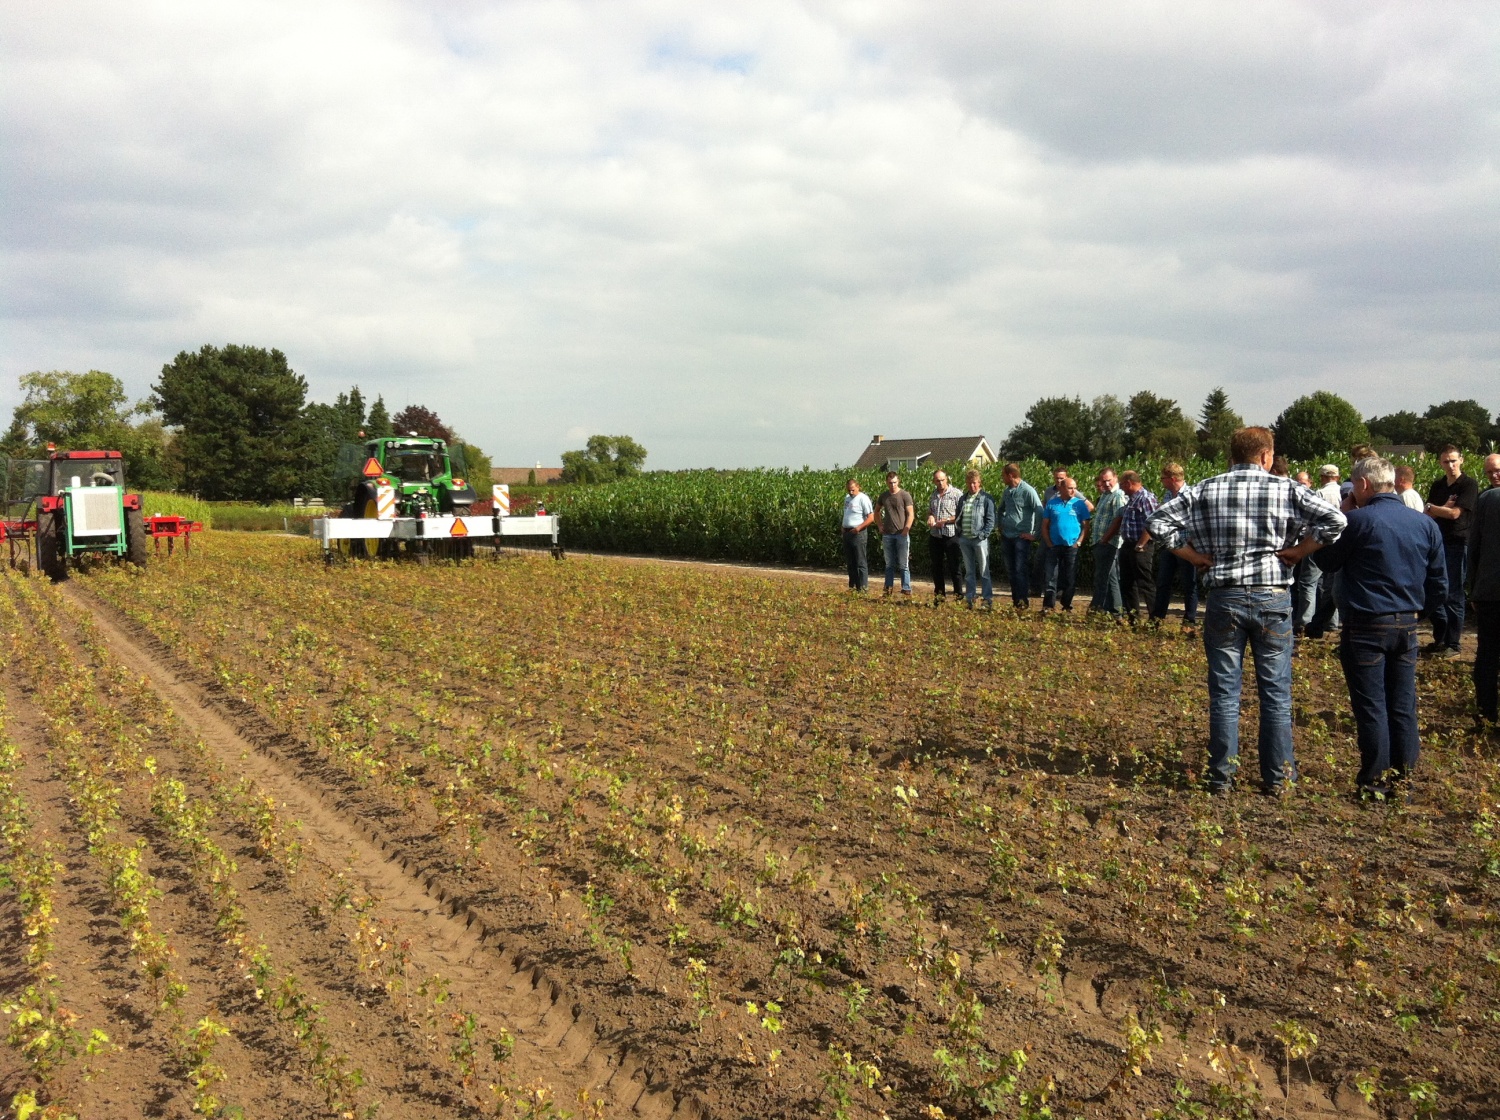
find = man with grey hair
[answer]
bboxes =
[1314,456,1446,800]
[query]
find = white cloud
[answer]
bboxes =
[2,0,1497,469]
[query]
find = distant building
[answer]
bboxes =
[492,464,563,485]
[1376,444,1426,460]
[851,435,996,474]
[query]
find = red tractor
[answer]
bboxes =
[21,450,149,581]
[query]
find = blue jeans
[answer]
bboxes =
[841,529,868,590]
[1001,537,1033,603]
[1043,545,1079,610]
[1431,540,1468,649]
[958,537,992,604]
[1152,548,1200,625]
[882,534,911,592]
[1339,614,1421,793]
[1308,570,1341,637]
[1203,588,1296,791]
[1090,543,1122,615]
[1291,558,1320,632]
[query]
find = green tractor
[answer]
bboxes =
[338,436,478,557]
[33,450,149,581]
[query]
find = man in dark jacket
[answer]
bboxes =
[1469,454,1500,725]
[1316,457,1447,799]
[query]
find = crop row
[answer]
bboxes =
[83,535,1500,1115]
[3,573,555,1118]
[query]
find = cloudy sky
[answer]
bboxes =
[3,1,1497,468]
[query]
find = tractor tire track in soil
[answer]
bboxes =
[67,584,707,1120]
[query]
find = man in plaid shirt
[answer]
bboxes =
[1148,427,1347,795]
[1117,470,1159,625]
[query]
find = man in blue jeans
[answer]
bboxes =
[999,463,1042,609]
[954,469,998,609]
[1314,457,1446,800]
[876,471,915,598]
[1149,427,1347,795]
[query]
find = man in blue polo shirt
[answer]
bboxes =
[1040,476,1092,612]
[1314,457,1447,800]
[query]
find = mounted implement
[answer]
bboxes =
[313,435,561,562]
[27,450,149,581]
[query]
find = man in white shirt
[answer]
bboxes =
[1317,465,1342,508]
[1395,465,1425,512]
[840,478,875,591]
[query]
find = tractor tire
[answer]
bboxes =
[126,508,149,567]
[348,484,379,560]
[37,512,68,583]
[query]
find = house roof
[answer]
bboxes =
[851,436,994,472]
[491,466,563,485]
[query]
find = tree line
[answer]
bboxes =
[1,345,490,502]
[1002,387,1500,465]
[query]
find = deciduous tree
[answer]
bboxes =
[1002,397,1092,464]
[1272,391,1369,460]
[153,344,309,501]
[3,369,177,490]
[391,405,453,442]
[561,435,648,484]
[1126,391,1197,458]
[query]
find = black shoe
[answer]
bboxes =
[1421,641,1448,656]
[1206,783,1235,797]
[1259,783,1289,799]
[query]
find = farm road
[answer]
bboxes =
[66,585,705,1120]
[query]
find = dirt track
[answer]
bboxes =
[66,583,705,1120]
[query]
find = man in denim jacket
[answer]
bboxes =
[954,469,998,610]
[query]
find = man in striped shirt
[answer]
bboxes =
[1148,427,1347,795]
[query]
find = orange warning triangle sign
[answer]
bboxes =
[451,517,468,537]
[362,457,382,477]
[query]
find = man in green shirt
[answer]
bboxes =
[998,463,1042,609]
[1089,468,1126,617]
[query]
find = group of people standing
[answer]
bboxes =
[839,460,1201,626]
[839,433,1500,800]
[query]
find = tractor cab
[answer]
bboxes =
[45,454,126,493]
[31,449,148,580]
[338,436,477,518]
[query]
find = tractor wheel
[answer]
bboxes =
[348,484,380,559]
[37,512,68,583]
[126,508,149,567]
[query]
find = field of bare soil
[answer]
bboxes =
[3,534,1498,1120]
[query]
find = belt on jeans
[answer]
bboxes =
[1344,611,1419,623]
